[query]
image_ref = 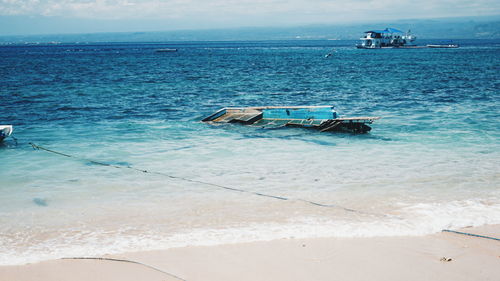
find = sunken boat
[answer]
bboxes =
[202,106,380,134]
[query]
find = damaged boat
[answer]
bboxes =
[202,106,380,133]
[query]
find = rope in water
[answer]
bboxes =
[29,142,361,213]
[29,143,500,242]
[442,229,500,242]
[61,257,187,281]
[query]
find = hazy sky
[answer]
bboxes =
[1,0,499,35]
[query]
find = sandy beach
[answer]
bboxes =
[1,224,498,281]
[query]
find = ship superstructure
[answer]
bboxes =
[356,28,416,49]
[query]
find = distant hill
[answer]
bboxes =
[1,16,499,43]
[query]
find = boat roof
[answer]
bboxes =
[364,28,403,34]
[229,105,334,110]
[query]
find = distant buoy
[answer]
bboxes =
[325,49,336,58]
[155,48,177,53]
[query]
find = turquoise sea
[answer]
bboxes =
[0,40,499,265]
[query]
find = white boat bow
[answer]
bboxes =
[0,125,13,141]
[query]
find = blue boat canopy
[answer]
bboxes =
[364,28,404,34]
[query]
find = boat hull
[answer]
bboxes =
[155,48,178,52]
[426,44,459,48]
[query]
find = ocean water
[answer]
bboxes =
[0,40,499,265]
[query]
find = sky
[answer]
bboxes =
[1,0,499,35]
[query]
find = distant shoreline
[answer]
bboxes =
[0,38,498,46]
[1,15,498,43]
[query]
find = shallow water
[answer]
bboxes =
[0,40,499,265]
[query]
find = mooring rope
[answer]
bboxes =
[29,143,500,243]
[11,136,19,146]
[29,142,365,213]
[61,257,187,281]
[442,229,500,242]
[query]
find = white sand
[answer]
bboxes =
[1,225,499,281]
